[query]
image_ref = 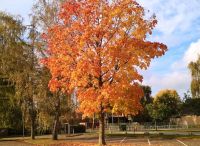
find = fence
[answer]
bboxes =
[105,123,200,133]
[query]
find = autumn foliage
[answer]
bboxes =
[42,0,167,144]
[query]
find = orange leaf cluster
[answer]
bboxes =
[42,0,167,117]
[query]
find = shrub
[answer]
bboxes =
[0,128,8,136]
[70,125,86,133]
[119,124,126,131]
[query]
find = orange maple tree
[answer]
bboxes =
[42,0,167,145]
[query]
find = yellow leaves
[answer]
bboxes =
[154,89,180,102]
[110,7,121,17]
[79,40,85,48]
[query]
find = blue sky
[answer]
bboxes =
[137,0,200,97]
[0,0,200,97]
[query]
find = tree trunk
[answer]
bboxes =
[52,95,60,140]
[99,111,106,146]
[92,113,95,130]
[30,100,36,140]
[31,115,35,139]
[52,115,59,140]
[155,120,157,131]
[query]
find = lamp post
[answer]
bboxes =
[0,35,3,43]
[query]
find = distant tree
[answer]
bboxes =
[181,96,200,116]
[147,89,181,124]
[32,0,66,32]
[0,12,38,139]
[133,85,153,123]
[146,103,163,130]
[183,90,192,101]
[141,85,153,105]
[32,0,75,140]
[0,77,22,129]
[188,56,200,98]
[0,12,27,131]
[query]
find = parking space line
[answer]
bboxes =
[120,137,126,143]
[176,139,188,146]
[147,138,151,145]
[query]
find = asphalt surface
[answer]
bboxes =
[64,136,200,146]
[1,134,200,146]
[59,136,200,146]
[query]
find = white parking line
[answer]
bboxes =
[120,137,126,143]
[176,139,188,146]
[147,138,151,145]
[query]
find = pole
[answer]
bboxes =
[65,124,66,134]
[22,109,25,138]
[68,123,70,134]
[112,112,113,125]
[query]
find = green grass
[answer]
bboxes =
[0,136,29,141]
[148,129,200,132]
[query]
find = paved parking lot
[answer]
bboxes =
[108,137,200,146]
[65,136,200,146]
[1,136,200,146]
[105,137,200,146]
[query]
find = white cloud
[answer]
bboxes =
[143,71,190,97]
[183,39,200,64]
[155,0,200,34]
[138,0,200,47]
[138,0,200,33]
[171,39,200,70]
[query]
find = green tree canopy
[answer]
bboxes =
[147,89,181,122]
[0,12,25,130]
[0,11,39,139]
[181,97,200,116]
[133,85,153,123]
